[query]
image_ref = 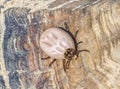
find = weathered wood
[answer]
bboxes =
[0,0,120,89]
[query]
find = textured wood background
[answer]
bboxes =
[0,0,120,89]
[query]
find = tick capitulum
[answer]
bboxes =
[40,23,89,71]
[64,48,76,60]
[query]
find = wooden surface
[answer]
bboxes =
[0,0,120,89]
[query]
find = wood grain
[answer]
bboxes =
[0,0,120,89]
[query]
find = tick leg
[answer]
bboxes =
[77,50,90,53]
[74,30,79,38]
[63,60,67,72]
[64,22,70,32]
[66,60,71,69]
[49,59,56,67]
[63,59,70,72]
[77,41,83,45]
[64,60,70,69]
[41,56,50,60]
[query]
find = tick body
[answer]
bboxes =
[40,27,75,59]
[40,23,89,71]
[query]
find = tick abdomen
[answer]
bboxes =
[40,28,75,59]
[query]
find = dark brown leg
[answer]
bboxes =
[49,59,57,67]
[77,50,90,53]
[66,60,71,69]
[63,60,67,72]
[74,30,79,38]
[64,22,70,31]
[77,41,83,45]
[41,56,50,60]
[63,59,71,72]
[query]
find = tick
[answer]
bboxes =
[40,23,89,71]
